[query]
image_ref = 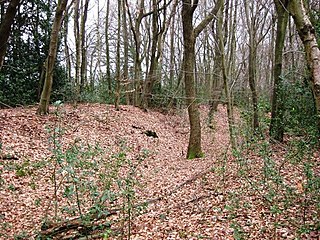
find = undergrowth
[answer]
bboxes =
[225,97,320,239]
[34,101,149,239]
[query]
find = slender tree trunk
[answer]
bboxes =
[105,0,112,96]
[169,12,175,89]
[142,0,159,108]
[288,0,320,132]
[0,0,20,70]
[125,0,145,106]
[63,10,72,84]
[244,0,259,131]
[37,0,68,114]
[122,0,130,105]
[248,42,259,131]
[73,0,81,100]
[115,0,121,110]
[217,1,236,149]
[270,0,289,142]
[80,0,90,92]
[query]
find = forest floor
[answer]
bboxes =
[0,103,319,240]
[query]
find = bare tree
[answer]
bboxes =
[270,0,289,142]
[115,0,121,110]
[37,0,69,114]
[216,0,236,149]
[182,0,223,159]
[80,0,90,93]
[243,0,271,132]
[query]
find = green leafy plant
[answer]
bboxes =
[37,103,148,239]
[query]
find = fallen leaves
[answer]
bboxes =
[0,104,319,239]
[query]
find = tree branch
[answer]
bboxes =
[194,0,223,37]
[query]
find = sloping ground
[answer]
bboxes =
[0,104,319,239]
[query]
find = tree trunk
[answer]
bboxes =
[63,10,72,84]
[288,0,320,133]
[122,0,130,105]
[217,1,236,150]
[270,0,289,142]
[182,1,202,159]
[0,0,20,70]
[105,0,112,96]
[125,0,145,106]
[182,0,223,159]
[142,0,159,108]
[37,0,68,114]
[73,0,81,100]
[244,0,259,132]
[115,0,121,110]
[80,0,90,93]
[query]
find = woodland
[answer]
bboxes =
[0,0,320,239]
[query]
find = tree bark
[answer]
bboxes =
[105,0,112,96]
[115,0,121,110]
[80,0,90,93]
[73,0,81,99]
[182,0,223,159]
[122,0,130,105]
[270,0,289,142]
[288,0,320,133]
[125,0,145,106]
[0,0,20,70]
[217,1,236,150]
[37,0,68,114]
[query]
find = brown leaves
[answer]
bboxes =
[0,104,319,239]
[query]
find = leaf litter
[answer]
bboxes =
[0,103,319,239]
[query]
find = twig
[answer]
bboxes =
[0,101,13,108]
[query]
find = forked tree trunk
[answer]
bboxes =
[125,0,145,106]
[270,0,289,142]
[182,0,223,159]
[288,0,320,133]
[0,0,20,70]
[37,0,68,114]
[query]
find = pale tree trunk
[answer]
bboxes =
[125,0,145,106]
[122,0,130,105]
[288,0,320,132]
[73,0,81,95]
[244,0,259,131]
[37,0,68,114]
[0,0,20,70]
[105,0,112,96]
[115,0,121,110]
[63,9,72,83]
[182,0,223,159]
[243,0,270,133]
[142,0,169,108]
[94,0,102,91]
[217,1,236,150]
[270,0,289,142]
[169,11,176,89]
[73,0,81,100]
[142,0,159,108]
[209,0,237,121]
